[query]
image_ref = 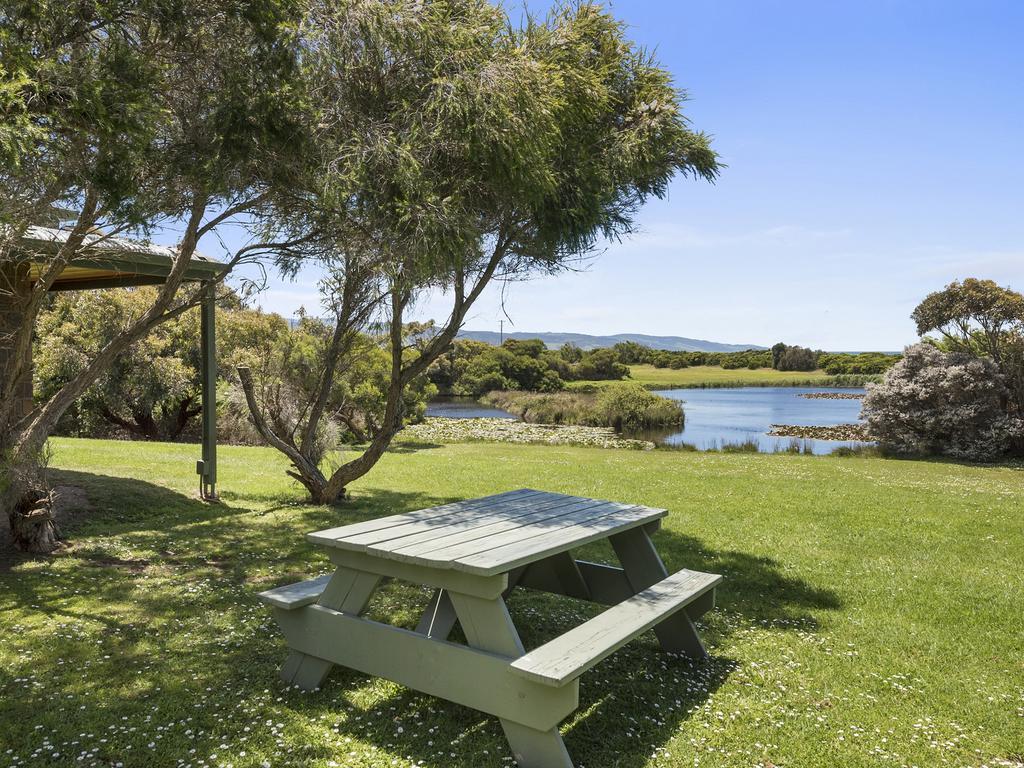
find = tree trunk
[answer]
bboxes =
[4,483,60,554]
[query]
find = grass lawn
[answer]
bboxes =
[580,364,836,390]
[2,437,1022,768]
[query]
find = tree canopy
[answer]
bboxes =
[1,0,306,550]
[239,0,720,503]
[912,278,1024,364]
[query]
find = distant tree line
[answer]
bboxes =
[610,340,899,374]
[427,339,628,396]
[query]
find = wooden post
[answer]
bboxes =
[198,282,217,499]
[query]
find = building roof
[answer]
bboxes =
[18,226,224,292]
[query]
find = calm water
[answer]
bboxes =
[427,396,516,419]
[426,388,870,454]
[637,387,868,454]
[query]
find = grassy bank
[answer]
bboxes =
[1,437,1021,767]
[572,364,879,390]
[483,384,684,429]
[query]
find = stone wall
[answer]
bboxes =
[0,263,33,423]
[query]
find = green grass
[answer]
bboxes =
[576,364,838,390]
[2,437,1022,768]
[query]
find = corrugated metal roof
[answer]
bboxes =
[17,226,224,290]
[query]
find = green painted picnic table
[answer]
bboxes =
[259,489,722,767]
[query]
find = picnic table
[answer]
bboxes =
[258,489,722,767]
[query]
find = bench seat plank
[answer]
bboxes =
[510,569,721,687]
[257,574,332,609]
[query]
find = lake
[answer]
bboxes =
[633,387,868,454]
[426,387,871,454]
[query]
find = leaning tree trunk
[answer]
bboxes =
[2,458,60,553]
[7,488,60,553]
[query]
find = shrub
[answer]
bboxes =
[482,384,683,431]
[862,343,1024,461]
[593,383,684,430]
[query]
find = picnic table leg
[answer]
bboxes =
[610,527,708,659]
[281,567,380,690]
[448,592,575,768]
[415,589,458,639]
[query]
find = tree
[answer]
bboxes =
[770,342,818,371]
[862,344,1023,461]
[36,288,203,440]
[912,278,1024,365]
[560,343,585,364]
[913,278,1024,417]
[771,342,787,369]
[612,341,652,365]
[1,0,305,551]
[240,0,719,504]
[35,288,287,441]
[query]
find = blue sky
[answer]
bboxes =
[219,0,1024,351]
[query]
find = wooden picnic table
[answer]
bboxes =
[259,488,722,768]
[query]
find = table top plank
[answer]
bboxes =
[362,496,608,559]
[452,505,666,576]
[394,500,643,567]
[336,492,586,551]
[307,489,547,548]
[308,490,667,578]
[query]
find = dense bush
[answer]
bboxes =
[773,344,818,371]
[646,348,771,370]
[862,343,1023,461]
[818,351,901,375]
[482,383,683,430]
[35,288,289,441]
[35,292,434,445]
[638,343,899,375]
[593,383,685,430]
[427,338,627,395]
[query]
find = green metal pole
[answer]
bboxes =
[199,282,217,499]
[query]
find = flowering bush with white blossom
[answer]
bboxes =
[862,343,1024,461]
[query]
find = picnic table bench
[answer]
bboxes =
[258,489,722,767]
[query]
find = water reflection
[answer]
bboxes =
[426,396,516,419]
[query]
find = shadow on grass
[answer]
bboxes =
[0,469,839,767]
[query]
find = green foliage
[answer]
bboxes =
[33,292,434,447]
[482,383,683,431]
[912,278,1024,361]
[236,315,436,457]
[428,339,628,396]
[36,288,203,440]
[772,344,818,372]
[1,0,304,230]
[628,342,898,377]
[817,351,901,375]
[611,341,652,365]
[645,348,773,370]
[239,0,717,501]
[593,382,684,430]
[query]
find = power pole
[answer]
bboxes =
[499,320,504,344]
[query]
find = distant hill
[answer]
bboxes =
[458,330,766,353]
